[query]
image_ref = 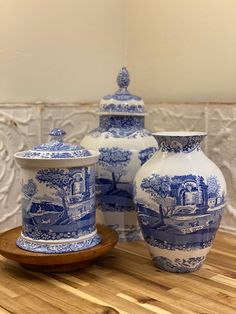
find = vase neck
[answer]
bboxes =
[99,115,144,130]
[154,132,207,153]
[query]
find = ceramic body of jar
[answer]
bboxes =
[81,68,158,241]
[14,128,100,253]
[134,132,226,272]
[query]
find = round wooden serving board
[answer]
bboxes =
[0,224,118,272]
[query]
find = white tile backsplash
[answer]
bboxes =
[0,102,235,233]
[41,103,99,143]
[0,104,41,231]
[207,104,236,232]
[146,103,206,132]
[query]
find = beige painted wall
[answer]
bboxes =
[1,0,236,103]
[126,0,236,103]
[0,0,126,102]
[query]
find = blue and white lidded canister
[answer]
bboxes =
[14,128,100,254]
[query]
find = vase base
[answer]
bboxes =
[153,255,205,273]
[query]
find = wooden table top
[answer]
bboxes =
[0,230,235,314]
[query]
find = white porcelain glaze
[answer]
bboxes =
[14,128,100,253]
[81,68,158,241]
[134,132,226,272]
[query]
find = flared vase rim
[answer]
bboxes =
[153,131,207,138]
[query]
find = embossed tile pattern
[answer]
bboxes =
[0,104,41,231]
[41,103,99,143]
[145,103,206,132]
[207,104,236,231]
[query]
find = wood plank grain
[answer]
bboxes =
[0,230,235,313]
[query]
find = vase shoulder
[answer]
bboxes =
[138,149,225,184]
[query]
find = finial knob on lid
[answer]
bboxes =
[99,67,145,114]
[49,128,66,142]
[117,67,130,89]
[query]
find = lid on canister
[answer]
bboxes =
[23,128,92,159]
[14,128,99,167]
[99,67,146,115]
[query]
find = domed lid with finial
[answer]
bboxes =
[99,67,145,115]
[17,128,92,159]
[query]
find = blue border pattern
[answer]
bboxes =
[90,116,152,139]
[24,128,91,159]
[153,256,205,272]
[100,102,143,113]
[16,234,101,254]
[24,150,91,159]
[155,134,205,153]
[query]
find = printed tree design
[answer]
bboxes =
[138,147,157,166]
[36,169,72,210]
[141,174,172,222]
[141,174,171,198]
[22,179,38,199]
[207,175,220,198]
[99,147,132,190]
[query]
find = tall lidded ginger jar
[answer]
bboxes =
[134,132,226,272]
[81,68,158,241]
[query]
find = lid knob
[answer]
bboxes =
[117,67,130,89]
[49,128,66,142]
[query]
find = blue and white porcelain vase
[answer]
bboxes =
[14,128,101,253]
[134,132,226,272]
[81,68,158,241]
